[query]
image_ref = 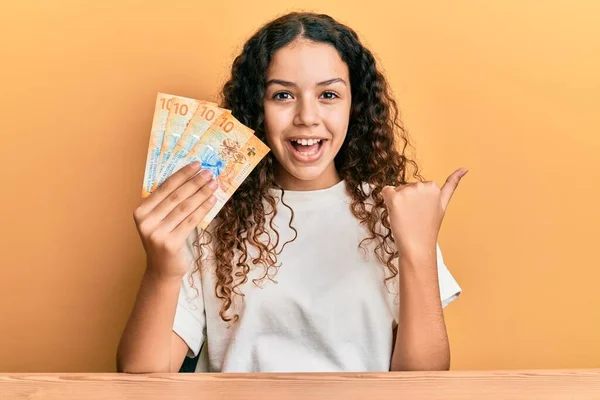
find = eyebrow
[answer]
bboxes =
[265,78,347,88]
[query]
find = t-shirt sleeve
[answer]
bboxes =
[172,229,207,358]
[436,243,462,308]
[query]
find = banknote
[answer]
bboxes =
[142,92,270,229]
[199,135,270,229]
[141,93,173,198]
[151,95,200,192]
[156,101,227,187]
[171,112,255,182]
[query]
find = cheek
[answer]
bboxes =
[262,106,278,147]
[323,107,351,142]
[263,104,289,145]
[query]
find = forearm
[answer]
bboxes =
[390,249,450,371]
[116,269,181,373]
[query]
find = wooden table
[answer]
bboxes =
[1,370,599,399]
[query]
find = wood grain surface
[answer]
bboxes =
[1,369,599,399]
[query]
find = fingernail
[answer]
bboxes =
[207,179,218,189]
[190,161,201,169]
[200,169,213,179]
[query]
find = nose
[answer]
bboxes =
[293,96,320,127]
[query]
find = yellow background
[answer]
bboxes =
[1,0,598,372]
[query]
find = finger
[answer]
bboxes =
[440,168,468,210]
[170,192,219,243]
[382,182,416,197]
[160,179,218,233]
[394,182,419,191]
[381,183,415,203]
[381,185,397,202]
[137,162,203,218]
[152,170,216,224]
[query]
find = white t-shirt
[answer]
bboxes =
[173,180,462,372]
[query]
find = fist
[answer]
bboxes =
[382,168,468,256]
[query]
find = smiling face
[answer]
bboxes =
[263,38,352,191]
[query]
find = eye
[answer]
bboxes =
[320,91,339,100]
[273,92,293,101]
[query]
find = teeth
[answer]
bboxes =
[290,139,322,156]
[292,139,322,145]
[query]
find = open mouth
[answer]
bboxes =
[289,138,324,157]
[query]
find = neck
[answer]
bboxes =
[274,163,341,191]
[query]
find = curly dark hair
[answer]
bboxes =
[193,12,425,323]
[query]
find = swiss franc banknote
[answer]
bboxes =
[156,101,227,187]
[141,93,173,198]
[200,135,271,229]
[172,112,255,180]
[151,96,200,192]
[141,92,270,229]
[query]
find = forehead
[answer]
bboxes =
[266,39,349,82]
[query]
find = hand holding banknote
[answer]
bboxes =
[141,93,270,230]
[133,162,217,280]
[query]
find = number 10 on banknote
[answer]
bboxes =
[141,92,270,228]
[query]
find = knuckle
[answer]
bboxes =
[138,221,149,235]
[177,200,193,215]
[194,173,210,186]
[157,180,173,195]
[192,180,205,191]
[169,190,181,204]
[381,186,395,197]
[186,213,200,226]
[202,183,216,196]
[133,207,143,223]
[383,189,395,198]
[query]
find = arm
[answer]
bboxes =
[117,162,218,373]
[116,269,189,373]
[381,169,468,371]
[390,248,450,371]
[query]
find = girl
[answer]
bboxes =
[117,11,467,373]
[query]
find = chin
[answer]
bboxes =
[284,161,327,179]
[273,156,339,189]
[289,168,328,182]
